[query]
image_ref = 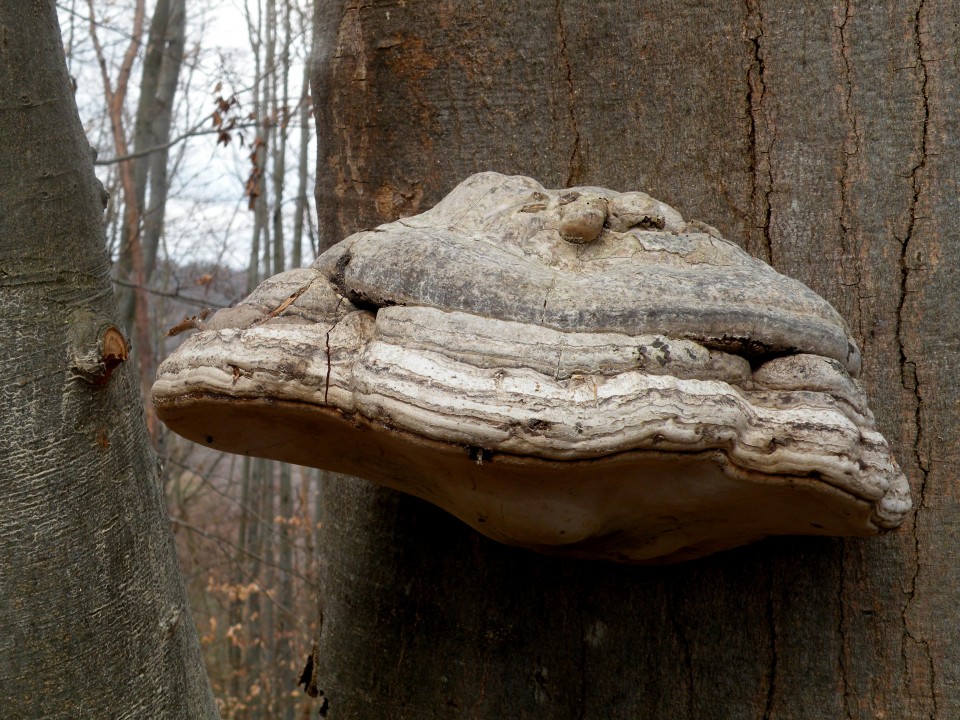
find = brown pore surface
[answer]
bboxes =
[156,395,878,564]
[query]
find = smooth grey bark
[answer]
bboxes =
[0,2,217,718]
[310,1,958,718]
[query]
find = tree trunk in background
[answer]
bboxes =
[277,462,296,720]
[0,3,217,717]
[136,0,187,289]
[311,1,958,717]
[291,66,312,268]
[260,469,277,716]
[246,1,267,293]
[245,458,268,717]
[270,0,289,276]
[229,458,253,711]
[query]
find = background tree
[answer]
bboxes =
[0,2,216,717]
[311,1,958,717]
[58,1,322,715]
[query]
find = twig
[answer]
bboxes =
[111,277,231,309]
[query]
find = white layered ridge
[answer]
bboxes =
[154,288,910,530]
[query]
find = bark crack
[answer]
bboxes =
[556,0,583,186]
[744,0,773,264]
[898,2,936,716]
[835,0,865,338]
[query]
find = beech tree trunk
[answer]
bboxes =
[311,1,958,718]
[0,3,217,717]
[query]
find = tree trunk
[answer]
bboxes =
[245,459,268,717]
[230,457,254,713]
[311,1,957,717]
[0,2,217,717]
[291,65,312,268]
[137,0,187,288]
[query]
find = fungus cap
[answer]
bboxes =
[152,172,910,563]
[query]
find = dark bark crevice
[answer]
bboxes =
[555,0,583,187]
[667,605,695,718]
[837,542,855,720]
[744,0,773,265]
[834,0,865,340]
[576,594,587,720]
[897,1,936,716]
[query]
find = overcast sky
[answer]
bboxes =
[59,0,315,270]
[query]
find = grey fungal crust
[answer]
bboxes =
[153,172,910,563]
[318,172,862,376]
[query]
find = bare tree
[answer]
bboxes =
[309,1,959,717]
[45,2,323,718]
[86,0,188,438]
[0,2,216,717]
[127,0,188,327]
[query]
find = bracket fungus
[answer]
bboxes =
[153,172,910,563]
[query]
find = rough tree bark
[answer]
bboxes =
[0,3,217,718]
[311,1,958,718]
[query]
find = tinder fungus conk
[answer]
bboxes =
[152,172,911,563]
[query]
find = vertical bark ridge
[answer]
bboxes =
[576,597,587,720]
[744,0,773,265]
[834,0,865,339]
[555,0,583,187]
[897,1,935,716]
[836,541,855,720]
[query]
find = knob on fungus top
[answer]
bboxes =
[152,172,910,563]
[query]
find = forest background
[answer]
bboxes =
[60,1,323,717]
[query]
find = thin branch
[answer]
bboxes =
[93,90,310,166]
[95,121,261,165]
[111,276,230,308]
[169,516,313,587]
[163,453,319,555]
[57,1,192,67]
